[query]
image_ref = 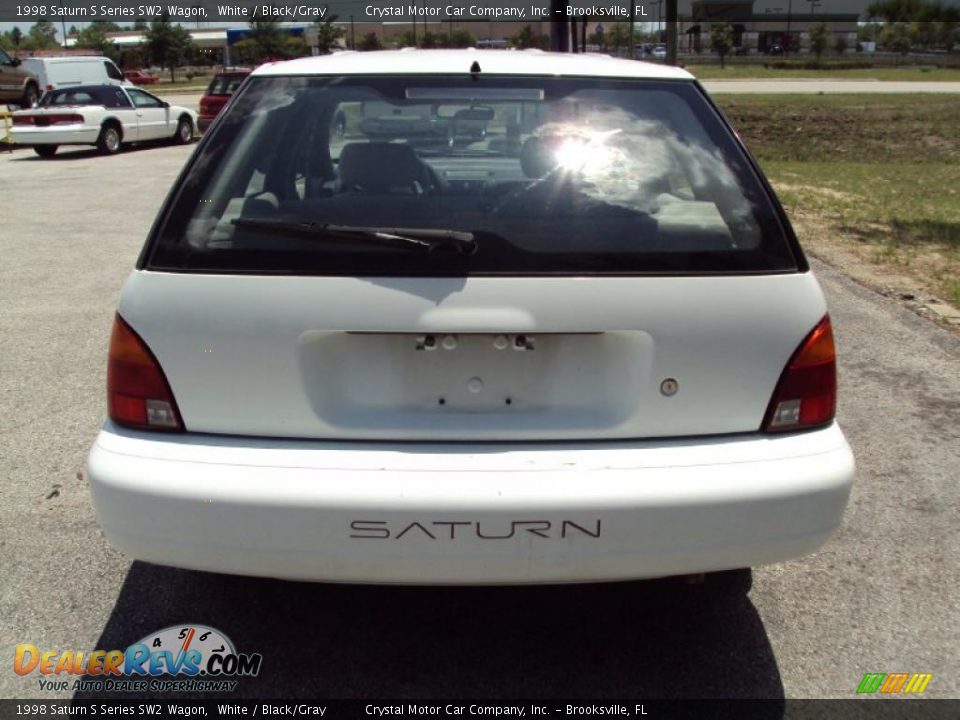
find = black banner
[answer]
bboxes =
[1,0,957,23]
[3,701,960,720]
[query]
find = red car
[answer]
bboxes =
[198,69,251,133]
[123,70,158,85]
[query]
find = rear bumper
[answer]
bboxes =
[87,422,854,584]
[11,127,98,145]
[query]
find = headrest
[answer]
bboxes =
[520,136,559,179]
[339,142,425,192]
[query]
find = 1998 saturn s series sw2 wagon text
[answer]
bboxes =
[86,50,855,585]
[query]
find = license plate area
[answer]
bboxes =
[299,331,651,437]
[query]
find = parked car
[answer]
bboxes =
[197,68,250,132]
[767,44,785,56]
[0,45,39,108]
[123,69,158,85]
[21,56,129,96]
[86,50,854,585]
[12,84,196,157]
[652,45,667,59]
[358,102,493,148]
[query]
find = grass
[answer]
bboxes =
[687,65,960,81]
[714,94,960,307]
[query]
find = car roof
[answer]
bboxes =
[252,49,694,81]
[24,56,111,64]
[47,84,126,92]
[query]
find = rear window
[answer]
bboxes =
[146,75,799,276]
[40,86,130,108]
[207,73,248,97]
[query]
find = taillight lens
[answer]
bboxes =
[763,315,836,432]
[47,113,84,124]
[12,114,83,126]
[107,315,184,431]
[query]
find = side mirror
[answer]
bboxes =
[11,57,22,67]
[160,101,170,108]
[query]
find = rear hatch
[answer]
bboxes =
[199,72,248,119]
[122,72,824,442]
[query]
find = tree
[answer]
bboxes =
[133,20,148,31]
[510,24,549,50]
[880,21,913,54]
[937,19,957,51]
[246,19,288,61]
[313,16,346,54]
[447,29,476,48]
[356,32,382,51]
[75,22,120,62]
[144,16,195,82]
[808,21,830,61]
[9,26,23,47]
[710,22,734,68]
[605,22,637,54]
[833,33,848,55]
[23,21,60,50]
[867,0,937,22]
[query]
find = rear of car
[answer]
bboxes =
[11,85,122,152]
[87,51,853,585]
[123,69,158,85]
[197,69,250,133]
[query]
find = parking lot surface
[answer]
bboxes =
[0,143,957,699]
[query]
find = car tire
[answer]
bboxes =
[22,83,39,109]
[34,145,58,158]
[174,117,193,145]
[96,124,122,155]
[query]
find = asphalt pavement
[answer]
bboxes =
[0,142,957,701]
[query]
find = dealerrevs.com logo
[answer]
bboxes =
[15,625,262,693]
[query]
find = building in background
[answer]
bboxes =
[679,0,858,54]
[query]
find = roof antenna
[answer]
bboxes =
[470,60,481,80]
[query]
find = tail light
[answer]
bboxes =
[13,114,83,126]
[763,315,836,432]
[45,85,53,93]
[107,315,183,432]
[46,114,83,125]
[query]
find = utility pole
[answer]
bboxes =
[629,3,635,58]
[550,0,569,51]
[786,0,792,56]
[665,0,678,65]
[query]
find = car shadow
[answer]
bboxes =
[10,140,194,161]
[74,563,784,703]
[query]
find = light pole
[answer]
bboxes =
[786,0,793,56]
[58,1,67,49]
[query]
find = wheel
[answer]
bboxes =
[96,124,122,155]
[174,117,193,145]
[34,145,58,158]
[22,83,39,109]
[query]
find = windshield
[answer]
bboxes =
[147,75,797,276]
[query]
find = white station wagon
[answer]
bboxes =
[87,50,854,585]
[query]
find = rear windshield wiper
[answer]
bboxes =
[231,218,476,253]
